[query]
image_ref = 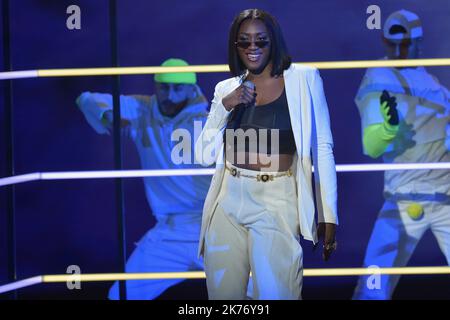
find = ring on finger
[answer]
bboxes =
[323,240,337,251]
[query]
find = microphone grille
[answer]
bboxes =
[243,80,255,90]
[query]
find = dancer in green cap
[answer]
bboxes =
[76,58,212,299]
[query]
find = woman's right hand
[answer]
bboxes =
[222,84,256,111]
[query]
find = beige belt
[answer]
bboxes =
[225,162,293,182]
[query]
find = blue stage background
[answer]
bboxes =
[1,0,449,299]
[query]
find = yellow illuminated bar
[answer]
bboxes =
[1,59,449,81]
[42,266,450,283]
[43,271,206,282]
[37,64,229,77]
[1,266,448,294]
[32,58,450,77]
[303,266,450,277]
[305,58,450,69]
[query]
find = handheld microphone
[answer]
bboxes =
[235,80,256,109]
[232,80,256,129]
[243,80,255,94]
[224,80,256,153]
[243,80,256,125]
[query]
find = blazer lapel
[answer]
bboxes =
[284,65,303,157]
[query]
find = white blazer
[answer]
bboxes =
[195,64,338,256]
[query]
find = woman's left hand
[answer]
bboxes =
[315,223,337,261]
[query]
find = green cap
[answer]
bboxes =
[154,58,197,84]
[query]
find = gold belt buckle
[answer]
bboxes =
[230,167,240,177]
[257,173,273,182]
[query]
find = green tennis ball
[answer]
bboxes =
[407,203,424,220]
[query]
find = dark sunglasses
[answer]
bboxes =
[235,40,270,49]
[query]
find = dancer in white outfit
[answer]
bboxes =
[77,58,212,299]
[353,10,450,300]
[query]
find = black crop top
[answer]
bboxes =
[224,87,296,155]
